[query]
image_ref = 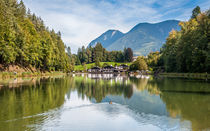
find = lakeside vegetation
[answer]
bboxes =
[75,43,134,65]
[0,0,73,72]
[75,7,209,77]
[74,62,132,71]
[0,0,209,79]
[0,1,209,130]
[0,71,65,79]
[128,6,210,75]
[159,73,210,80]
[72,42,134,72]
[149,6,210,73]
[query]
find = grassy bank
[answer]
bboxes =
[74,62,132,71]
[159,73,210,80]
[0,71,66,79]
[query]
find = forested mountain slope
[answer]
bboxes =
[88,20,180,56]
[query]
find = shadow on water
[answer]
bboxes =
[0,74,209,130]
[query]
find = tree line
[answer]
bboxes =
[76,43,133,65]
[160,6,210,73]
[0,0,73,72]
[1,1,207,73]
[130,6,210,73]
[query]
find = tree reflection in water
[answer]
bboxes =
[0,76,73,130]
[70,74,133,102]
[0,75,209,130]
[149,78,210,130]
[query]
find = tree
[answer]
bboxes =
[0,0,74,72]
[67,46,71,57]
[76,42,133,64]
[160,7,210,73]
[93,43,103,62]
[130,56,148,71]
[125,48,133,62]
[74,55,81,65]
[86,47,92,63]
[16,0,26,18]
[81,46,88,64]
[191,6,201,19]
[95,58,101,67]
[146,51,161,69]
[161,30,179,72]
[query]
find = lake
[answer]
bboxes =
[0,74,209,131]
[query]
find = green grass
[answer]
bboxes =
[74,62,132,71]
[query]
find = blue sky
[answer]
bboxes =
[23,0,210,53]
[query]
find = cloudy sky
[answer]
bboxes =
[23,0,210,53]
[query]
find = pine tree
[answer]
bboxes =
[191,6,201,19]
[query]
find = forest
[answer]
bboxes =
[75,6,210,74]
[144,6,210,73]
[0,0,133,72]
[0,0,74,72]
[0,0,209,74]
[75,43,133,65]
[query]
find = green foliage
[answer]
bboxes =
[106,20,180,56]
[83,63,87,71]
[130,56,148,71]
[191,6,201,19]
[95,58,101,67]
[102,63,109,67]
[161,8,210,73]
[124,48,133,62]
[77,43,133,64]
[77,46,88,64]
[74,62,131,71]
[67,47,71,57]
[146,51,161,68]
[93,43,103,62]
[0,0,73,72]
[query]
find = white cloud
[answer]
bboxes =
[22,0,209,53]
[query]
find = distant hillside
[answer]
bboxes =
[88,20,180,56]
[107,20,180,55]
[88,30,124,48]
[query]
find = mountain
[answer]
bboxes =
[88,20,180,56]
[107,20,180,55]
[88,30,124,48]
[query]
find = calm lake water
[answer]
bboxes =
[0,74,209,131]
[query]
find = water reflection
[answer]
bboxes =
[0,77,72,131]
[148,78,210,130]
[0,75,209,130]
[71,74,133,102]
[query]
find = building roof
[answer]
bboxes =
[91,66,101,70]
[120,64,128,67]
[103,65,115,69]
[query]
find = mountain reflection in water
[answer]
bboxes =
[0,74,209,130]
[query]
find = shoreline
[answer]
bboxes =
[0,71,209,81]
[0,71,66,79]
[158,73,210,80]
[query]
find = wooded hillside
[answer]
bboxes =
[0,0,73,72]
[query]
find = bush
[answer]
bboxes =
[130,56,148,71]
[102,63,109,67]
[95,58,101,67]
